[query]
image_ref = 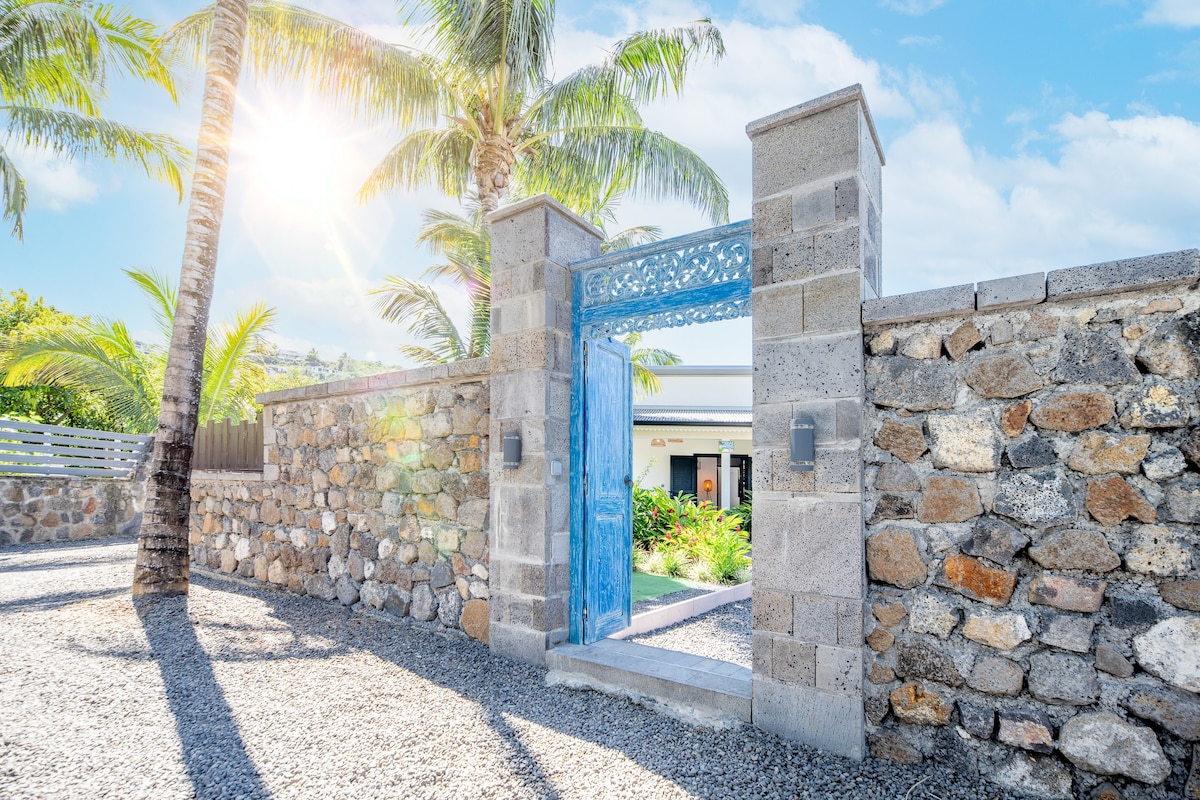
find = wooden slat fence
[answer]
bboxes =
[193,417,263,471]
[0,419,152,478]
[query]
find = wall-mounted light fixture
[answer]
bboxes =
[650,438,666,447]
[502,430,522,469]
[790,416,815,472]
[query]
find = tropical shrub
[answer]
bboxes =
[632,484,693,549]
[633,484,751,584]
[733,491,753,538]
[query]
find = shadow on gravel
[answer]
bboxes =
[136,596,270,800]
[0,554,136,574]
[0,586,128,612]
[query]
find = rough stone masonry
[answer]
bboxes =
[861,253,1200,800]
[189,360,492,642]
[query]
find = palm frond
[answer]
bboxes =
[358,126,473,202]
[0,317,160,432]
[163,1,440,127]
[536,126,729,225]
[5,105,187,199]
[602,224,661,253]
[401,0,554,91]
[605,20,724,103]
[123,267,177,342]
[0,142,28,238]
[201,301,276,425]
[370,275,467,363]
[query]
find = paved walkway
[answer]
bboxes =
[0,537,1023,800]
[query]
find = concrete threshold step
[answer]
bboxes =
[545,638,751,728]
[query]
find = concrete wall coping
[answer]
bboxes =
[863,248,1199,326]
[255,357,490,405]
[484,194,605,241]
[745,83,885,166]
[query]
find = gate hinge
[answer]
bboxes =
[583,606,588,620]
[584,474,588,495]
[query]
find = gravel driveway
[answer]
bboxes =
[0,537,1027,800]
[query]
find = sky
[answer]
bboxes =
[2,0,1199,369]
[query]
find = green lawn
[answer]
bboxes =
[631,571,705,604]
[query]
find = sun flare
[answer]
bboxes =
[237,103,341,211]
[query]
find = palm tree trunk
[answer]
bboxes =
[134,0,248,598]
[475,136,514,216]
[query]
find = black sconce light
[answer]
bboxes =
[790,416,815,471]
[502,430,522,469]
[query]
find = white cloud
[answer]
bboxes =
[883,110,1200,294]
[5,145,99,211]
[899,34,942,46]
[1143,0,1200,27]
[880,0,948,16]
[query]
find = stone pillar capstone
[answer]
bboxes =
[487,196,603,664]
[747,85,884,759]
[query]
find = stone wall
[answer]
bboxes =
[189,360,492,642]
[0,474,145,545]
[860,253,1200,798]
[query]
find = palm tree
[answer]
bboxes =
[0,268,276,433]
[138,0,440,597]
[0,0,187,238]
[358,0,729,222]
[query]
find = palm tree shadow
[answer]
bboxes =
[136,596,270,800]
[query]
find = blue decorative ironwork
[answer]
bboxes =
[575,220,752,309]
[582,297,751,339]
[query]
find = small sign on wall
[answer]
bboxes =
[718,440,734,453]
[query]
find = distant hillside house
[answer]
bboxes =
[634,366,751,511]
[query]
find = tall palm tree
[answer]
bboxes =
[0,268,276,433]
[135,0,249,599]
[0,0,186,238]
[358,0,729,222]
[137,0,441,597]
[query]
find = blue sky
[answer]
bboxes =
[2,0,1198,367]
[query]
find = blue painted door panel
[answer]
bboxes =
[582,337,633,643]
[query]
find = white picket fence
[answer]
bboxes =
[0,419,152,478]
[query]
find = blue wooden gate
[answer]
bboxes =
[569,220,754,645]
[581,338,633,642]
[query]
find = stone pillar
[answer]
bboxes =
[746,85,883,759]
[487,196,602,664]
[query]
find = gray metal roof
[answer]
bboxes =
[632,407,752,426]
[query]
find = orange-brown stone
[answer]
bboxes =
[873,602,908,627]
[1029,392,1114,432]
[890,681,953,726]
[917,476,983,523]
[945,322,983,361]
[868,663,897,684]
[1002,400,1032,438]
[1086,477,1157,527]
[460,599,489,643]
[874,420,928,463]
[938,553,1018,606]
[867,529,928,589]
[867,627,896,652]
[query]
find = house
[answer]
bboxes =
[632,365,751,510]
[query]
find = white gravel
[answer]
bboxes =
[0,537,1031,800]
[629,599,752,668]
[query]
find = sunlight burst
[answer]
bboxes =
[237,102,341,211]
